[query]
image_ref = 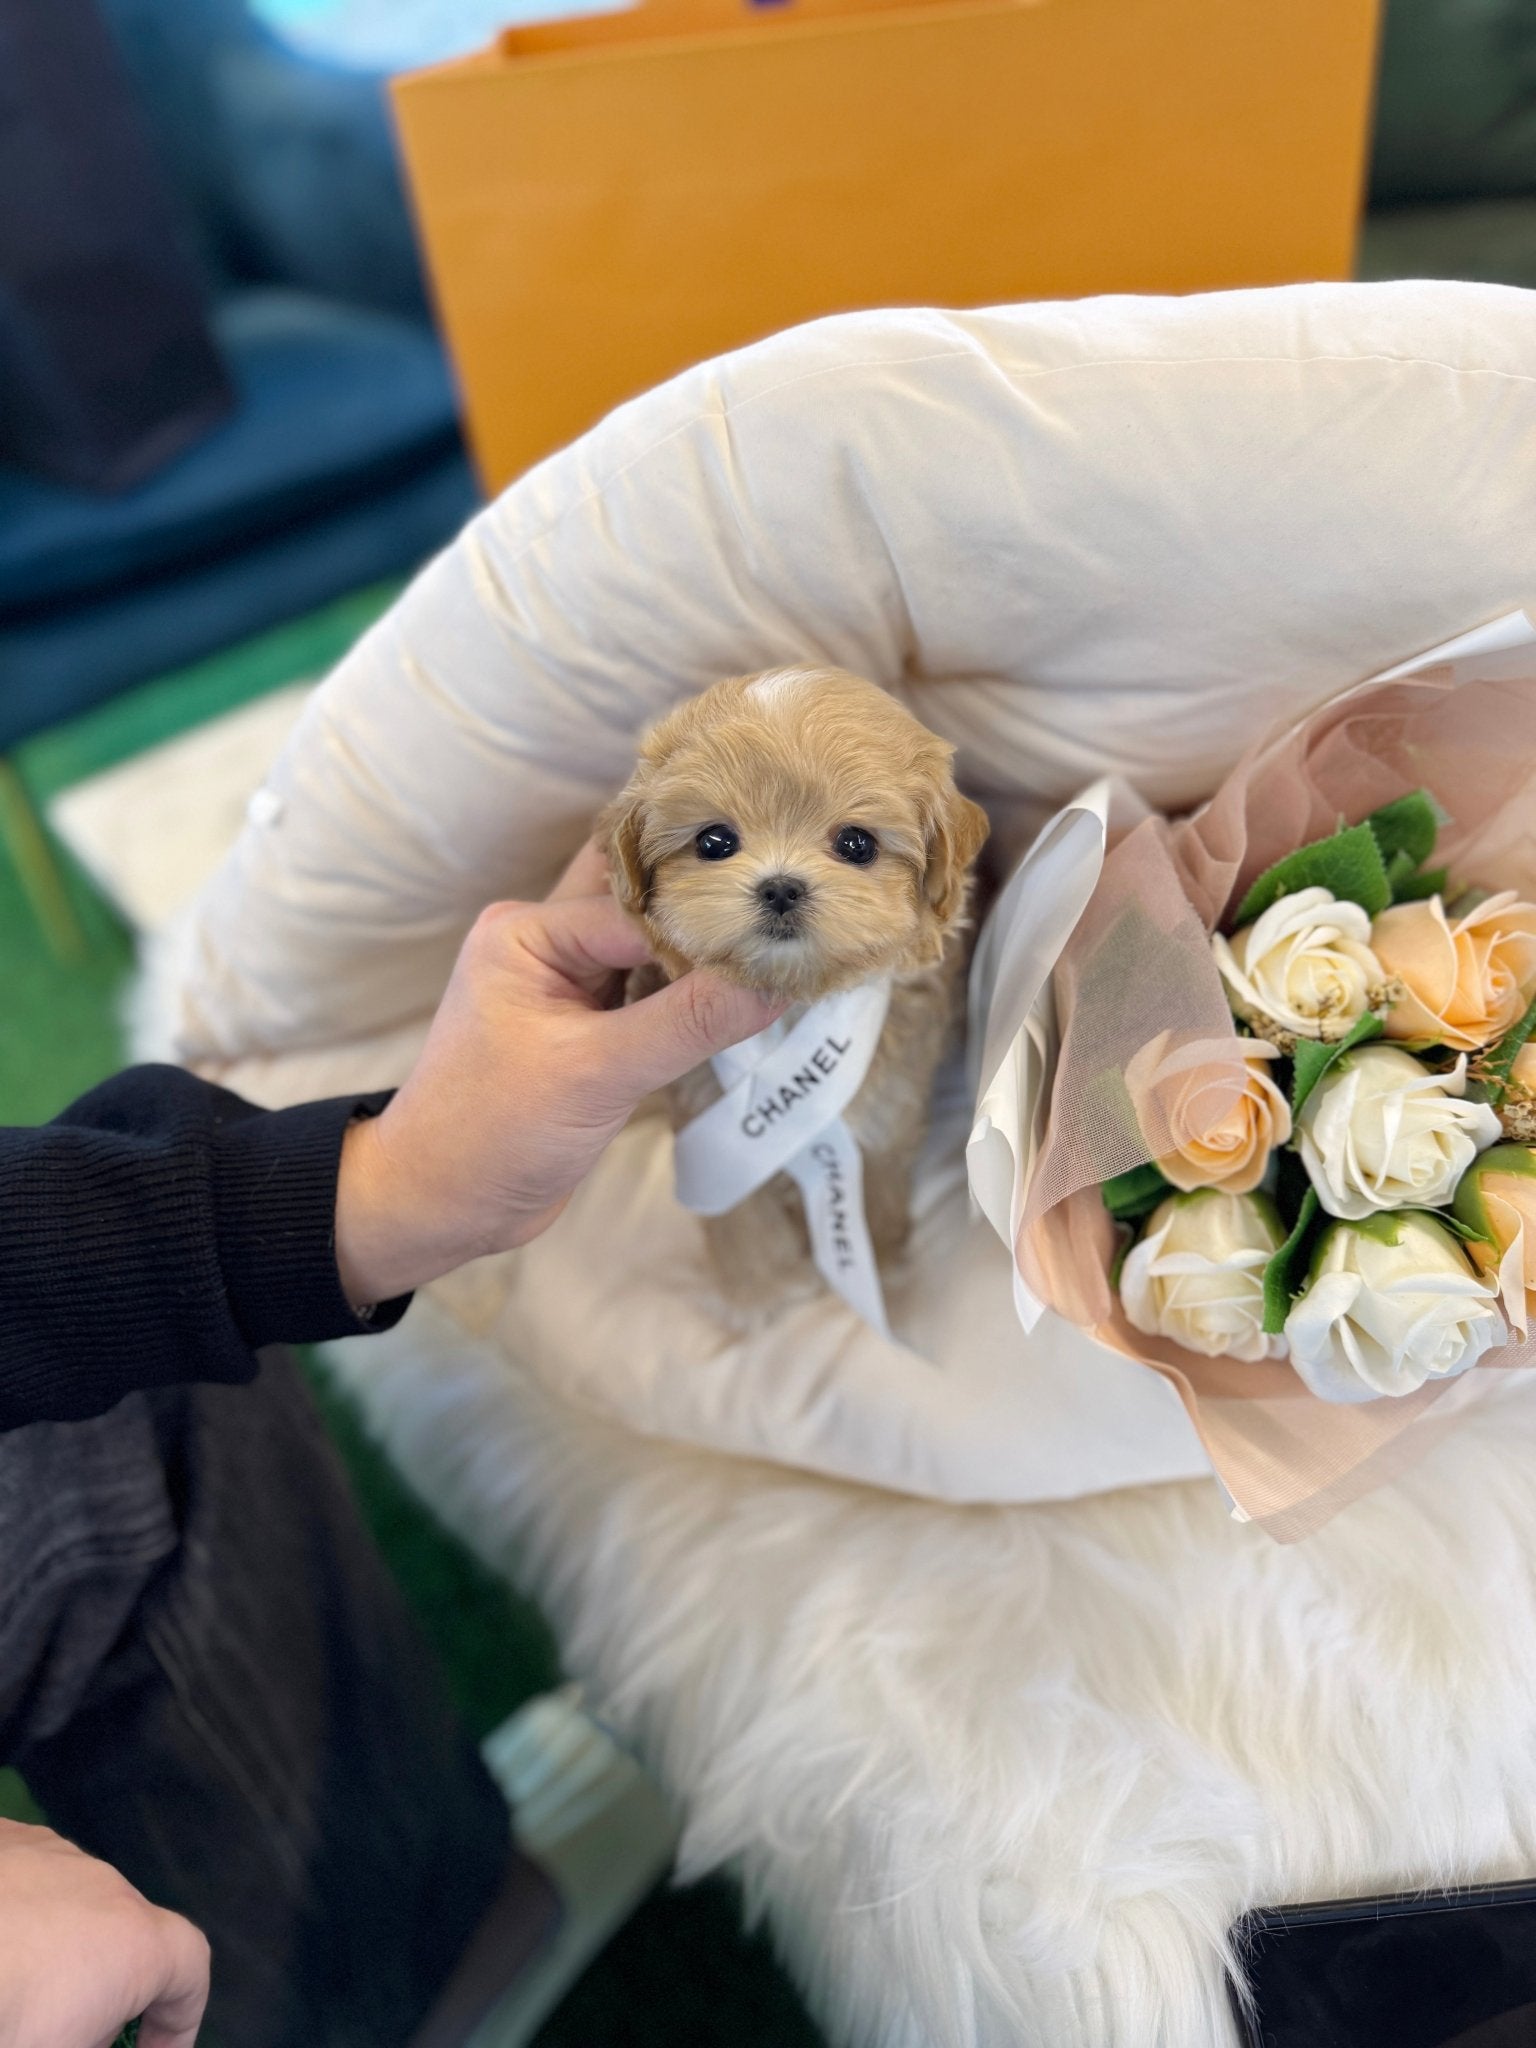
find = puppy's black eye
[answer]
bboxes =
[832,826,878,866]
[695,824,740,861]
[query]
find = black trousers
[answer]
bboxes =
[0,1349,511,2047]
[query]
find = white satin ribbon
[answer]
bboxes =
[674,978,893,1333]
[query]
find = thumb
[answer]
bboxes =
[135,1911,210,2048]
[603,969,785,1100]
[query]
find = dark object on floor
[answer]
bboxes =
[0,0,232,491]
[1231,1880,1536,2048]
[0,0,479,954]
[0,289,472,750]
[0,0,477,757]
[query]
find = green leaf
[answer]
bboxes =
[1345,1208,1417,1248]
[1474,988,1536,1104]
[1262,1187,1321,1334]
[1364,788,1444,871]
[1102,1161,1174,1222]
[1424,1206,1495,1249]
[1334,1207,1480,1252]
[1388,864,1448,905]
[1369,790,1447,903]
[1234,822,1392,926]
[1382,848,1417,895]
[1289,1012,1385,1120]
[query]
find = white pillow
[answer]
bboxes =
[169,279,1536,1504]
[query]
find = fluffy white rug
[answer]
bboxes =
[98,691,1536,2046]
[325,1301,1536,2048]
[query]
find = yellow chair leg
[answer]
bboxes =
[0,756,86,961]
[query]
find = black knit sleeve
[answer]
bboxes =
[0,1066,411,1430]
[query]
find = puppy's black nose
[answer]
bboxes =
[757,874,806,917]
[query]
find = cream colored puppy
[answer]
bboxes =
[601,665,988,1307]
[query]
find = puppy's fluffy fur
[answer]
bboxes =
[601,665,988,1306]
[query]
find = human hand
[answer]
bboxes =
[334,841,784,1304]
[0,1819,209,2048]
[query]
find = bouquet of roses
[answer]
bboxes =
[1113,796,1536,1401]
[1010,621,1536,1536]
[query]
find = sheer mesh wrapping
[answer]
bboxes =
[1019,646,1536,1538]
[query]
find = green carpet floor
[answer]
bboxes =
[0,592,826,2048]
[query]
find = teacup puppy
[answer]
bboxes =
[601,665,988,1309]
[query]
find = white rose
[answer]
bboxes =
[1284,1212,1505,1403]
[1296,1044,1501,1220]
[1213,887,1384,1040]
[1120,1190,1286,1363]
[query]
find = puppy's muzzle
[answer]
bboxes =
[755,872,808,938]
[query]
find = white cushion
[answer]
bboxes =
[169,279,1536,1504]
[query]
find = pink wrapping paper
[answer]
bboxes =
[1019,643,1536,1538]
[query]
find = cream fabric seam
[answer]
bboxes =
[487,339,1536,580]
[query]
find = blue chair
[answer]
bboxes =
[0,0,480,948]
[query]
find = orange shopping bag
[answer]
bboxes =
[393,0,1381,492]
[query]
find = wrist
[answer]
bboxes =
[333,1107,487,1307]
[334,1115,418,1308]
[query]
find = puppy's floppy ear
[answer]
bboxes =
[598,778,651,918]
[601,700,689,917]
[923,785,989,927]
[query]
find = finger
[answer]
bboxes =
[518,894,655,995]
[546,838,612,902]
[136,1914,210,2048]
[600,968,785,1099]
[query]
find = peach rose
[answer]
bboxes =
[1372,891,1536,1052]
[1454,1144,1536,1339]
[1124,1032,1291,1195]
[1512,1042,1536,1093]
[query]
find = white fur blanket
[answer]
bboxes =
[326,1301,1536,2048]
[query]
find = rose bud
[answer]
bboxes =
[1453,1142,1536,1339]
[1296,1044,1500,1220]
[1120,1189,1286,1363]
[1212,887,1383,1041]
[1125,1033,1291,1196]
[1372,890,1536,1052]
[1284,1212,1506,1404]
